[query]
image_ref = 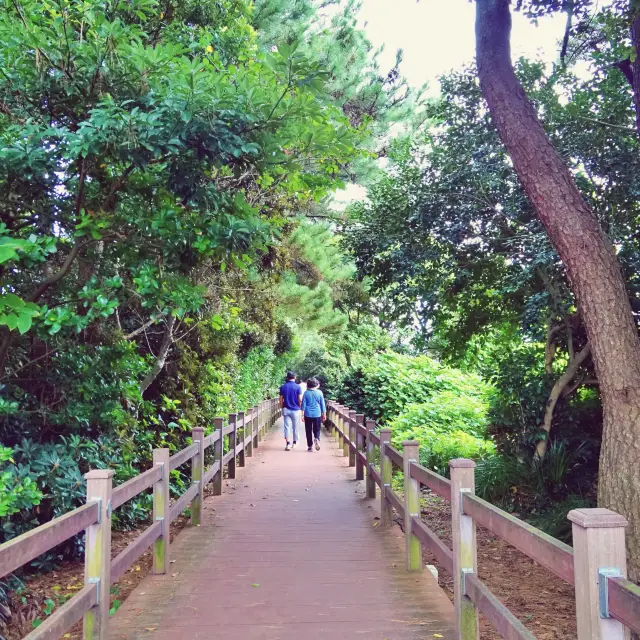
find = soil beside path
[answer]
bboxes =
[415,493,577,640]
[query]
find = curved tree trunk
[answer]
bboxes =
[536,343,591,459]
[140,314,176,396]
[476,0,640,582]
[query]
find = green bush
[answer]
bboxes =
[389,392,489,439]
[529,494,594,543]
[389,390,495,476]
[425,431,496,476]
[357,351,491,424]
[0,446,42,518]
[475,441,595,535]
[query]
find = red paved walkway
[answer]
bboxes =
[109,422,455,639]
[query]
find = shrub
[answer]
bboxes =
[390,392,489,439]
[421,430,496,476]
[475,440,596,527]
[389,390,495,476]
[358,351,491,424]
[529,494,594,542]
[0,447,42,519]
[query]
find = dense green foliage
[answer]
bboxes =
[389,397,495,476]
[3,0,637,579]
[295,345,497,476]
[343,351,490,425]
[340,24,640,518]
[330,3,640,538]
[0,0,414,568]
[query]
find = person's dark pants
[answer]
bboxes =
[304,416,322,448]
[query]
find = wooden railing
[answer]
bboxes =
[0,398,281,640]
[327,401,640,640]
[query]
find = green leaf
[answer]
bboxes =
[16,314,33,334]
[0,246,17,263]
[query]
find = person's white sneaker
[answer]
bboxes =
[285,442,291,451]
[292,441,297,448]
[314,438,320,451]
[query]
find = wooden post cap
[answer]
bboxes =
[85,469,114,480]
[402,440,420,447]
[192,426,205,433]
[449,458,476,469]
[567,508,628,529]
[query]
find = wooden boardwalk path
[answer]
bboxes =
[108,421,455,640]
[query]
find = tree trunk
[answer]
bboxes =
[139,314,176,396]
[475,0,640,582]
[536,343,591,459]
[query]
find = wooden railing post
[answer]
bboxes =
[153,448,170,575]
[246,409,254,458]
[403,441,422,571]
[355,414,365,481]
[228,414,237,479]
[333,406,338,439]
[336,405,343,449]
[568,508,628,640]
[329,404,337,441]
[342,408,350,458]
[191,427,205,525]
[348,410,357,468]
[83,469,113,640]
[213,417,223,496]
[237,411,246,467]
[380,427,393,527]
[255,402,262,447]
[450,458,478,640]
[365,419,377,499]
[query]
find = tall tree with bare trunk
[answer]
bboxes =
[475,0,640,581]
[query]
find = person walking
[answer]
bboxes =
[279,371,301,451]
[301,377,326,452]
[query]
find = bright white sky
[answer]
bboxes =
[358,0,568,95]
[332,0,569,206]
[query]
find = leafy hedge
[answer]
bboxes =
[331,351,496,475]
[0,342,286,568]
[356,351,491,424]
[389,392,495,476]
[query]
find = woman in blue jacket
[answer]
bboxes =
[301,377,326,452]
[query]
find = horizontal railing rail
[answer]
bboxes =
[112,465,162,510]
[27,584,97,640]
[410,516,453,574]
[608,576,640,631]
[461,491,574,585]
[385,444,403,469]
[110,521,162,584]
[326,400,640,640]
[0,397,281,640]
[0,502,100,578]
[386,487,405,518]
[169,442,200,471]
[408,462,451,501]
[464,571,536,640]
